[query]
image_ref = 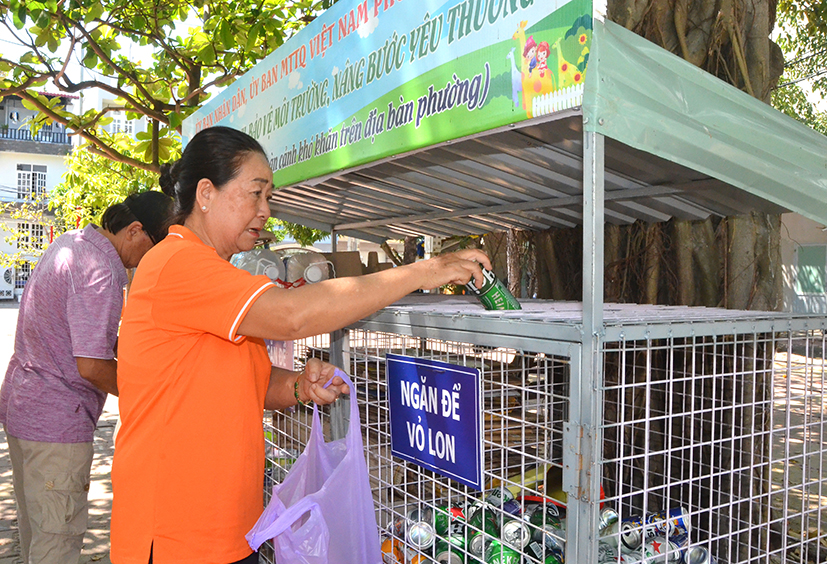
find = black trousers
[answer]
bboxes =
[149,547,259,564]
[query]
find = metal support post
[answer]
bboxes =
[329,328,350,440]
[566,129,605,564]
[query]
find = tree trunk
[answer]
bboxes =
[506,229,521,298]
[482,231,509,283]
[403,236,418,265]
[642,222,661,304]
[674,220,695,305]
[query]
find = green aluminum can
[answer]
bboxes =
[435,519,467,556]
[467,504,500,556]
[467,503,499,535]
[465,267,521,311]
[435,504,467,537]
[484,539,522,564]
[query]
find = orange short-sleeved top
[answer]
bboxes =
[111,225,275,564]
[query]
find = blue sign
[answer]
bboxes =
[387,353,482,490]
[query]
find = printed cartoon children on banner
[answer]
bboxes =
[182,0,593,189]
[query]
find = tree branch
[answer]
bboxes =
[16,90,159,173]
[58,12,159,110]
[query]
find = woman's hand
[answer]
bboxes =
[412,248,491,291]
[296,357,350,406]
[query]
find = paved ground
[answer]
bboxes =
[0,303,115,564]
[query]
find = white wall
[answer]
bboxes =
[781,213,827,313]
[0,151,68,201]
[0,150,68,299]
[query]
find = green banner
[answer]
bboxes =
[183,0,593,188]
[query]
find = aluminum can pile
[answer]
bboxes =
[380,499,717,564]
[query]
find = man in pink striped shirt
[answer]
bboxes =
[0,191,172,563]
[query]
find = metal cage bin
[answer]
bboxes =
[263,296,827,564]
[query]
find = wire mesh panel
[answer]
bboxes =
[259,300,827,564]
[347,329,572,564]
[600,329,827,564]
[260,334,333,564]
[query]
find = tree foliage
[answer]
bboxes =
[0,0,334,172]
[49,132,179,232]
[263,217,328,247]
[772,2,827,132]
[0,197,51,267]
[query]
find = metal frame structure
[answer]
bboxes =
[256,16,827,564]
[264,300,827,564]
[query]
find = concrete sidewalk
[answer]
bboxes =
[0,303,116,564]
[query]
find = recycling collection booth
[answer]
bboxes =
[184,1,827,563]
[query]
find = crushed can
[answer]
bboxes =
[381,535,403,564]
[434,520,468,564]
[406,520,437,551]
[435,504,467,536]
[685,545,715,564]
[485,485,515,507]
[597,540,620,563]
[501,516,532,550]
[467,504,500,556]
[525,539,564,564]
[598,507,619,534]
[600,516,643,553]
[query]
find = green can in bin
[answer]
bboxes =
[484,539,522,564]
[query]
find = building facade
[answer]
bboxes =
[0,94,73,300]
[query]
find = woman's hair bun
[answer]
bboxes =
[159,161,180,197]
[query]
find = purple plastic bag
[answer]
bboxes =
[246,371,382,564]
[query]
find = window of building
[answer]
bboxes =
[796,245,827,294]
[14,262,31,289]
[17,222,47,249]
[111,111,133,134]
[16,164,47,200]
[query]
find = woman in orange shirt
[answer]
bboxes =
[110,126,490,564]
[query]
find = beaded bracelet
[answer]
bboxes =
[294,373,306,407]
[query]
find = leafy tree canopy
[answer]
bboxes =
[50,133,327,245]
[773,1,827,132]
[50,131,179,232]
[0,0,333,172]
[0,0,334,245]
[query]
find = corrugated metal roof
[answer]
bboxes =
[268,110,786,242]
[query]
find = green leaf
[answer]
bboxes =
[218,20,235,49]
[20,97,39,111]
[13,7,27,29]
[246,22,262,51]
[84,2,103,24]
[82,49,98,67]
[168,112,183,129]
[197,43,216,65]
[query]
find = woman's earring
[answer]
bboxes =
[202,206,207,211]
